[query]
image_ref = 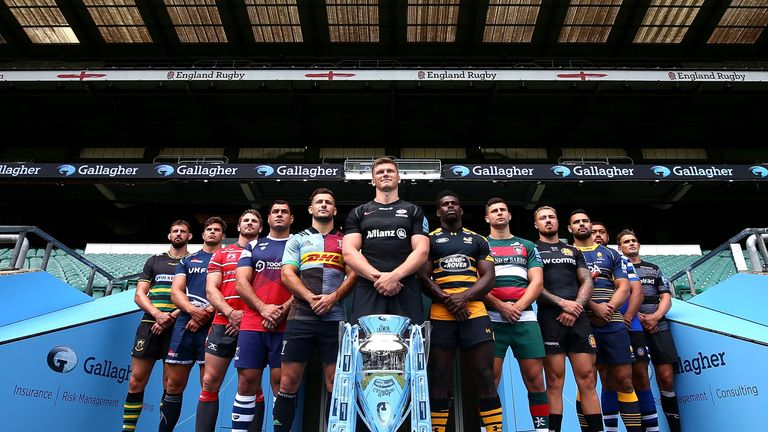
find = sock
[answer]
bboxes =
[272,391,298,432]
[617,391,642,432]
[479,395,503,432]
[576,391,588,432]
[585,414,604,432]
[158,392,183,432]
[250,391,265,432]
[430,398,450,432]
[528,391,549,431]
[660,391,681,432]
[232,393,256,432]
[195,390,219,432]
[549,413,563,432]
[600,389,619,432]
[637,389,658,431]
[122,391,144,432]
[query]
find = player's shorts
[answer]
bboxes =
[594,325,635,366]
[431,316,494,349]
[492,320,546,359]
[131,321,173,360]
[204,324,238,358]
[349,277,424,324]
[629,330,650,363]
[646,330,679,365]
[539,312,597,355]
[166,321,209,365]
[234,330,283,370]
[280,319,341,364]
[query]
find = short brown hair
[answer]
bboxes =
[485,197,508,214]
[170,220,191,232]
[310,188,335,203]
[372,157,397,172]
[238,209,262,225]
[204,216,227,232]
[616,229,637,245]
[533,206,557,220]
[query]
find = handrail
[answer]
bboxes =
[0,225,119,296]
[669,227,768,297]
[105,272,142,296]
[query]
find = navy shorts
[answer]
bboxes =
[594,325,635,366]
[234,330,284,370]
[166,321,209,365]
[281,320,341,364]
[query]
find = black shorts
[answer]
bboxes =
[539,312,597,355]
[131,321,172,360]
[646,330,679,365]
[431,316,494,349]
[204,324,238,359]
[349,277,424,324]
[280,319,341,364]
[629,331,650,363]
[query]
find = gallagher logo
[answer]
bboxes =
[550,165,571,177]
[57,164,76,177]
[749,166,768,178]
[155,165,175,176]
[651,165,671,178]
[450,165,470,177]
[47,346,78,373]
[255,165,275,176]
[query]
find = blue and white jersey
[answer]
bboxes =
[175,249,214,322]
[618,255,642,331]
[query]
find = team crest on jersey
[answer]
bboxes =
[191,258,203,263]
[561,248,573,256]
[436,237,449,244]
[596,252,603,258]
[227,253,238,260]
[134,339,145,352]
[588,335,597,348]
[463,237,473,244]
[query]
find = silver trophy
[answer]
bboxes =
[328,315,431,432]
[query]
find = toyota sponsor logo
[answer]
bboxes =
[651,165,671,178]
[750,166,768,178]
[255,165,275,177]
[450,165,470,177]
[155,164,175,176]
[47,346,78,373]
[57,164,76,177]
[550,165,571,177]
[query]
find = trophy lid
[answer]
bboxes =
[358,314,411,336]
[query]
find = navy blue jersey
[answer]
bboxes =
[635,259,672,331]
[175,249,214,325]
[577,244,628,333]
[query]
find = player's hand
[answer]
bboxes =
[224,322,239,337]
[188,306,210,324]
[499,302,522,323]
[556,312,576,327]
[262,318,277,331]
[453,308,470,321]
[150,322,165,335]
[227,309,244,329]
[623,314,635,329]
[638,313,659,332]
[374,272,404,296]
[559,299,583,317]
[186,319,202,332]
[444,292,469,315]
[153,311,175,329]
[258,303,283,322]
[591,302,614,323]
[311,293,338,316]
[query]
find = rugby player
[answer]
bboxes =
[272,188,357,431]
[121,220,191,432]
[618,230,681,432]
[159,217,226,431]
[342,157,429,323]
[195,210,262,432]
[417,191,501,432]
[533,206,602,432]
[483,198,548,432]
[231,201,294,432]
[569,210,642,432]
[593,223,658,432]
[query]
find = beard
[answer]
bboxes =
[573,231,592,242]
[171,238,188,248]
[313,215,333,223]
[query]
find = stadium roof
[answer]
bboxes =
[1,1,767,66]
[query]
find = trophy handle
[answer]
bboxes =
[409,323,432,432]
[327,322,359,432]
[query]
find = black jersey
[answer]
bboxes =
[634,259,672,331]
[344,199,429,273]
[138,252,187,323]
[535,240,587,314]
